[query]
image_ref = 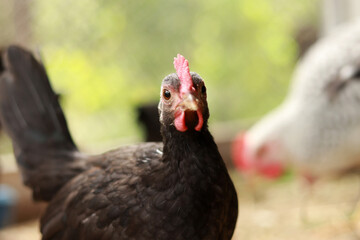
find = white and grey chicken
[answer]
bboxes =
[233,20,360,182]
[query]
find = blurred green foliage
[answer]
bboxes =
[2,0,319,146]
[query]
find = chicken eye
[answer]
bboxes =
[163,89,171,100]
[201,85,206,94]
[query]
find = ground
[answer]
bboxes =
[1,171,360,240]
[231,172,360,240]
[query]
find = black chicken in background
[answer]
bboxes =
[136,103,162,142]
[0,47,238,240]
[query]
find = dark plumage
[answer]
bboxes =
[0,47,238,240]
[136,103,162,142]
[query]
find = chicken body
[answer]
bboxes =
[0,47,238,240]
[233,20,360,179]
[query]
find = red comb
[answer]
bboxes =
[174,54,193,94]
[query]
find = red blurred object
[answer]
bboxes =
[232,133,284,179]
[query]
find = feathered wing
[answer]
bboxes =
[40,143,164,240]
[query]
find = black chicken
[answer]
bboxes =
[0,47,238,240]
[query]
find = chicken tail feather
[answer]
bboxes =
[0,45,82,201]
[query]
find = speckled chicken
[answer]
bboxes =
[232,20,360,181]
[0,47,238,240]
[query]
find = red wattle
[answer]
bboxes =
[194,109,204,132]
[257,163,284,179]
[174,111,187,132]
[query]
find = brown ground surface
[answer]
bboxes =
[2,171,360,240]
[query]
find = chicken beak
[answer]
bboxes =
[174,92,204,132]
[178,93,198,111]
